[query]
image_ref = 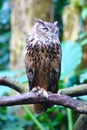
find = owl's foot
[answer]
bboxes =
[32,86,48,98]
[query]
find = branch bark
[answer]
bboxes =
[73,114,87,130]
[0,91,87,114]
[58,84,87,97]
[0,76,27,93]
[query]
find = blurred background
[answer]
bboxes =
[0,0,87,130]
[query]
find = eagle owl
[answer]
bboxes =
[25,19,62,113]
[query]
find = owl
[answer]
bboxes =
[25,19,62,113]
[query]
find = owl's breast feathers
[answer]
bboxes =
[25,37,62,89]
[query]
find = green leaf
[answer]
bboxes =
[0,1,11,26]
[80,39,87,46]
[79,32,87,39]
[80,71,87,83]
[23,106,45,130]
[0,54,9,64]
[0,86,11,96]
[81,7,87,20]
[61,40,82,79]
[0,32,11,43]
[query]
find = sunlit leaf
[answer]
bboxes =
[80,39,87,46]
[79,32,87,39]
[81,7,87,20]
[61,40,82,79]
[80,71,87,83]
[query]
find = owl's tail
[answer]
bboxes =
[33,104,46,114]
[33,104,53,114]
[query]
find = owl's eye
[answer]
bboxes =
[42,27,49,32]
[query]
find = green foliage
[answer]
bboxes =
[81,7,87,20]
[80,70,87,83]
[0,107,31,130]
[0,32,11,43]
[69,0,85,6]
[0,0,11,70]
[23,105,66,130]
[53,0,68,41]
[78,32,87,46]
[61,40,82,80]
[23,106,45,130]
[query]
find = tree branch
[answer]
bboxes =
[73,114,87,130]
[0,76,28,93]
[58,84,87,97]
[0,91,87,114]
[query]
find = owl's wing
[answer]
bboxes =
[25,53,35,91]
[46,59,61,110]
[49,62,61,93]
[49,44,62,93]
[25,35,35,91]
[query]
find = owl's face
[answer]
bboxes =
[34,19,59,41]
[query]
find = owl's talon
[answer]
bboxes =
[42,89,48,98]
[32,87,37,92]
[32,87,48,98]
[32,86,40,92]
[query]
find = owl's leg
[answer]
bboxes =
[32,87,48,113]
[32,86,48,98]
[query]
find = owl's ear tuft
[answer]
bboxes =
[33,18,44,25]
[54,21,58,26]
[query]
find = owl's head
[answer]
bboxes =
[33,19,59,41]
